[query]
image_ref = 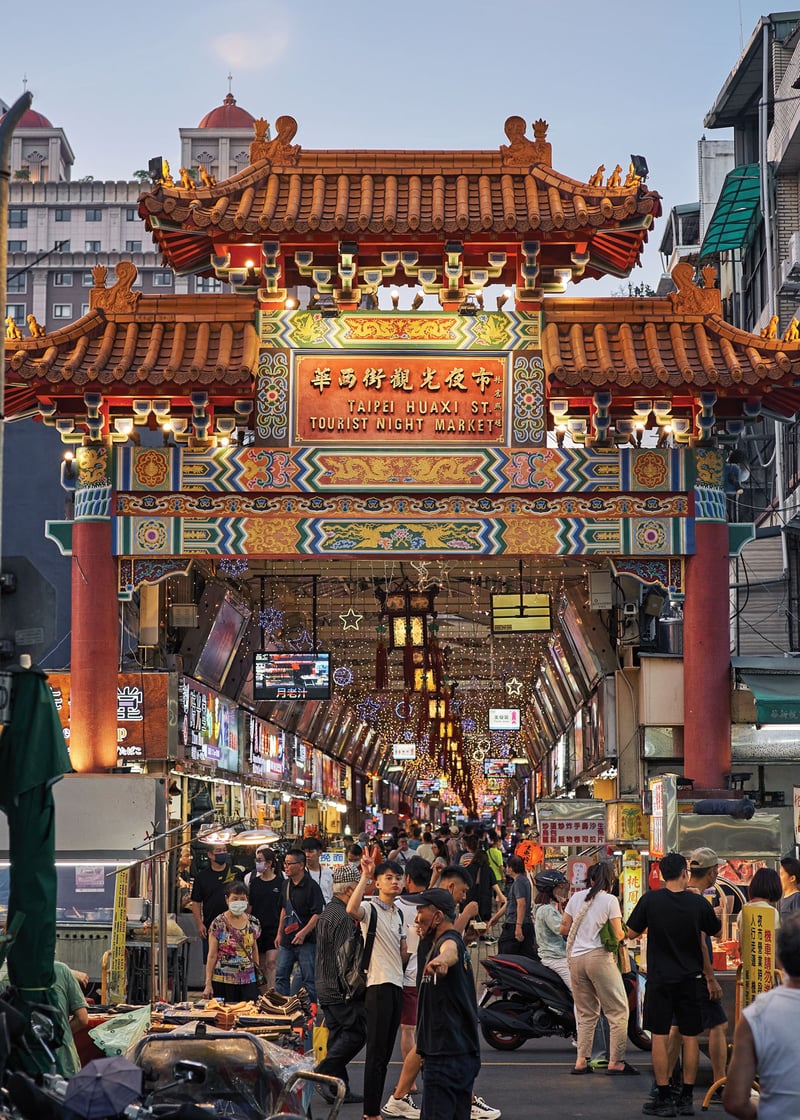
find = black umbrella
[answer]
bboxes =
[63,1056,143,1118]
[0,664,71,1070]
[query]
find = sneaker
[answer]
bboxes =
[642,1098,677,1118]
[382,1095,421,1119]
[675,1093,694,1117]
[471,1096,502,1120]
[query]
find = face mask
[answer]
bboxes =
[228,899,248,915]
[213,854,230,866]
[255,861,266,874]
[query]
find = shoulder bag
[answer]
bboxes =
[336,904,378,1001]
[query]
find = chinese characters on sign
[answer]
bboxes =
[539,820,606,846]
[741,903,777,1007]
[295,354,506,444]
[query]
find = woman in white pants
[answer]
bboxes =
[560,862,634,1077]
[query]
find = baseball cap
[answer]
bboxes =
[413,888,457,920]
[688,847,719,870]
[332,864,361,884]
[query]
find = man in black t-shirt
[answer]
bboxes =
[275,848,325,1002]
[627,852,721,1118]
[413,888,480,1120]
[190,845,237,961]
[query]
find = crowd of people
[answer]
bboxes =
[182,825,800,1120]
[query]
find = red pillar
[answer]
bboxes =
[70,504,119,773]
[683,519,731,789]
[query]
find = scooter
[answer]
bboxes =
[478,953,652,1053]
[478,954,576,1051]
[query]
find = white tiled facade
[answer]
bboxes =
[3,94,255,333]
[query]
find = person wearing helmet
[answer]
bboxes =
[534,870,572,992]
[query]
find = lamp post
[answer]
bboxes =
[0,92,33,634]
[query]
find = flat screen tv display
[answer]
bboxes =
[253,651,331,701]
[193,592,252,691]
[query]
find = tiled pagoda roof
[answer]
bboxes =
[138,115,662,284]
[6,263,800,421]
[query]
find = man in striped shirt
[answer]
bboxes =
[315,863,366,1104]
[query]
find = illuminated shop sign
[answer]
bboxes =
[180,677,239,772]
[295,353,506,444]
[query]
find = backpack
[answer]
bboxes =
[336,905,378,1001]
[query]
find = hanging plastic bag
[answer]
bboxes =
[88,1005,151,1056]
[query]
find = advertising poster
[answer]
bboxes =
[741,902,777,1007]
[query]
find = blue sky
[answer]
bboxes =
[8,0,776,291]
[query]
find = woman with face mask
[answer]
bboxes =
[203,881,261,1001]
[248,847,283,989]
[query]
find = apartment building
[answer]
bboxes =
[4,90,262,334]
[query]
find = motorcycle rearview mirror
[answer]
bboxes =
[173,1060,207,1085]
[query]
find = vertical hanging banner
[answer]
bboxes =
[740,902,777,1008]
[109,867,130,1004]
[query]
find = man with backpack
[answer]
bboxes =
[314,864,367,1104]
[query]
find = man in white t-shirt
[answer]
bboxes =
[347,854,408,1120]
[302,837,334,904]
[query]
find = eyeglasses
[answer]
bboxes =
[284,860,302,867]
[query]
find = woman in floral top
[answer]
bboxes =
[203,880,261,1001]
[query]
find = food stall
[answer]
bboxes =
[0,774,169,987]
[644,773,787,1025]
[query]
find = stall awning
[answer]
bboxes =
[734,656,800,724]
[699,164,763,258]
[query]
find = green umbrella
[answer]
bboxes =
[0,665,72,1071]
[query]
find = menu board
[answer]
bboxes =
[539,819,606,846]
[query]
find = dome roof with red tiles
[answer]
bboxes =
[198,93,255,129]
[2,107,53,128]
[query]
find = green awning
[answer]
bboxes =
[738,668,800,725]
[699,164,762,258]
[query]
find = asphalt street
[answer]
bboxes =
[330,1034,730,1120]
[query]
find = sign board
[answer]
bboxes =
[488,708,520,731]
[416,778,444,794]
[794,785,800,848]
[606,802,648,844]
[483,758,516,778]
[540,819,606,846]
[294,353,506,445]
[491,593,552,634]
[740,902,778,1008]
[393,742,417,760]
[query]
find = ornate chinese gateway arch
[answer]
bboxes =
[7,115,800,800]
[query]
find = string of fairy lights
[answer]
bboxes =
[162,556,602,809]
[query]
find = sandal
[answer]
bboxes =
[570,1065,593,1075]
[606,1061,640,1076]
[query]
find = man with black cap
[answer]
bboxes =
[413,887,480,1120]
[314,864,366,1104]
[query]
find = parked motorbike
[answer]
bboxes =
[478,953,651,1053]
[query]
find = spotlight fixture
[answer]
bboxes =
[630,154,649,181]
[148,156,164,184]
[391,288,400,310]
[459,296,479,317]
[411,292,424,311]
[496,289,512,312]
[284,297,297,310]
[634,422,645,448]
[555,424,566,448]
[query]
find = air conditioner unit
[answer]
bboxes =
[169,604,199,628]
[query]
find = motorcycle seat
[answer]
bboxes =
[492,954,572,992]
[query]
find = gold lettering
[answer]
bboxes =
[445,367,467,391]
[338,367,357,389]
[310,367,332,393]
[420,366,440,391]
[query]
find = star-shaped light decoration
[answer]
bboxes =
[357,696,381,725]
[506,676,524,697]
[339,607,363,631]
